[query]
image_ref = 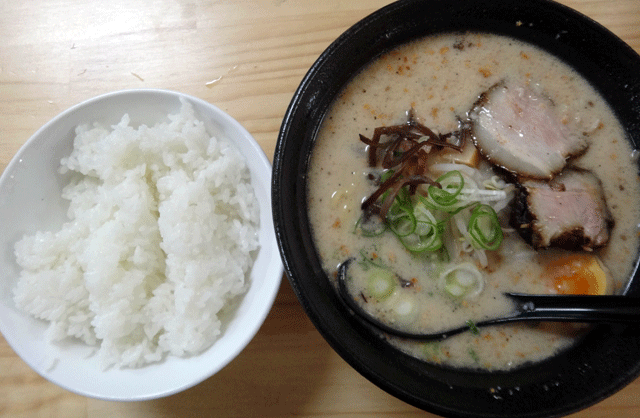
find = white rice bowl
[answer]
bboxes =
[0,89,282,400]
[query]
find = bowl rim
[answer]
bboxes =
[0,88,283,401]
[272,0,640,417]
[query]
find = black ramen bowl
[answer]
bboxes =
[272,0,640,417]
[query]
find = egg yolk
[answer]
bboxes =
[545,254,608,295]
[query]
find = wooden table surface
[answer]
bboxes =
[1,0,639,417]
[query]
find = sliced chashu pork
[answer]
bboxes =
[510,168,614,251]
[470,81,588,180]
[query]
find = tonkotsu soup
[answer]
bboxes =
[307,32,640,370]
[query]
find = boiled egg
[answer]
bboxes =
[545,253,609,295]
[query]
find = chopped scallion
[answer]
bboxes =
[387,203,417,237]
[367,268,397,300]
[468,204,503,250]
[439,262,485,299]
[428,170,464,206]
[466,319,480,335]
[355,214,387,237]
[399,220,444,252]
[357,168,508,255]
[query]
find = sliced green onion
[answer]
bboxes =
[468,204,503,250]
[428,170,464,206]
[400,219,445,252]
[358,168,509,256]
[444,281,466,297]
[367,267,397,300]
[369,290,419,328]
[439,262,485,299]
[394,184,412,209]
[466,319,480,335]
[387,202,416,237]
[419,190,474,214]
[385,202,444,252]
[355,214,387,236]
[413,200,436,223]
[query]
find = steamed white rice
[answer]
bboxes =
[13,100,260,368]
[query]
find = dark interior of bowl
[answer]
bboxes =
[272,0,640,417]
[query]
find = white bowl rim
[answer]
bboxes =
[0,88,283,401]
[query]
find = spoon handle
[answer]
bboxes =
[505,293,640,323]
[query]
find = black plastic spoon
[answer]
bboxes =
[336,258,640,341]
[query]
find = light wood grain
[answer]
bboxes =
[1,1,639,417]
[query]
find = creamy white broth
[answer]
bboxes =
[307,32,640,370]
